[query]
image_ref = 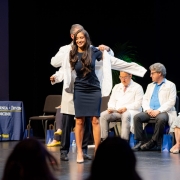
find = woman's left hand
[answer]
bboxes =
[98,44,110,51]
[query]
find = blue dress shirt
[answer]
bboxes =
[150,79,166,110]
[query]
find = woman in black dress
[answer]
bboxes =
[69,29,109,163]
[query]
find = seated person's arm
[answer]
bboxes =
[158,83,177,113]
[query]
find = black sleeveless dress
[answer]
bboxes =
[73,46,102,117]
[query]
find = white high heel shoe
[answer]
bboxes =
[172,149,180,154]
[77,153,84,163]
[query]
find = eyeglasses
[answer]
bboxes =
[150,72,158,75]
[119,76,129,80]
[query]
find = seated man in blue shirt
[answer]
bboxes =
[132,62,177,151]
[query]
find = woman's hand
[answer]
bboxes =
[98,44,110,52]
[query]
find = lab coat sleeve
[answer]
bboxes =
[109,56,147,77]
[158,83,176,113]
[50,45,71,68]
[51,67,64,85]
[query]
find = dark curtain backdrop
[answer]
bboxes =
[8,0,180,127]
[0,0,9,100]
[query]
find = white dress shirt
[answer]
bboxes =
[108,80,144,132]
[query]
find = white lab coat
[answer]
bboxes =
[108,80,144,132]
[51,45,147,115]
[142,79,177,132]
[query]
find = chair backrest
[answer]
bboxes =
[175,95,179,115]
[43,95,62,113]
[101,95,110,113]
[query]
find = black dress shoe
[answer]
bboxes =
[101,138,105,142]
[132,141,144,151]
[140,139,156,151]
[83,153,92,160]
[60,153,69,161]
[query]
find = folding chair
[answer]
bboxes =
[28,95,62,141]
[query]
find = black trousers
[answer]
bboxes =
[53,109,63,141]
[60,114,91,154]
[134,112,169,143]
[55,108,63,130]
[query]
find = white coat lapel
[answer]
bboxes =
[158,82,166,92]
[149,83,156,99]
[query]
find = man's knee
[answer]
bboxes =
[121,111,131,123]
[155,113,168,125]
[99,111,109,123]
[155,117,168,125]
[133,113,141,124]
[100,111,108,119]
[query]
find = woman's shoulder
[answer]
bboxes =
[90,45,102,61]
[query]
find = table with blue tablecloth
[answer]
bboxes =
[0,101,25,141]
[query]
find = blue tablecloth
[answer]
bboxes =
[0,101,25,141]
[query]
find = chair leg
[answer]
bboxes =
[27,120,31,138]
[54,121,56,131]
[41,120,45,133]
[45,120,48,144]
[116,122,121,136]
[114,124,120,137]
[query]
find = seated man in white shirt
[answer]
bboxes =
[100,71,144,141]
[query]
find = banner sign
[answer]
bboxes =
[0,101,25,141]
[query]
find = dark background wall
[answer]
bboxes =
[7,0,180,124]
[0,0,9,100]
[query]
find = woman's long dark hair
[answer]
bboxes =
[2,138,59,180]
[69,29,92,77]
